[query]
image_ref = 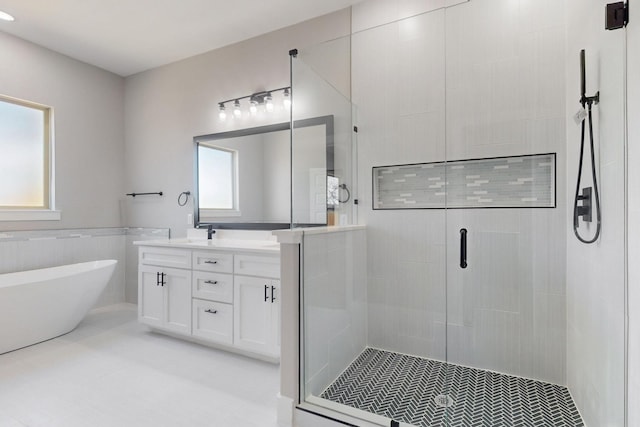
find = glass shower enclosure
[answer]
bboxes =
[294,1,627,426]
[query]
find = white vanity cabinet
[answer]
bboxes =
[138,249,192,335]
[137,242,280,360]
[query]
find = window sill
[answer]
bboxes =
[0,210,61,221]
[200,209,242,218]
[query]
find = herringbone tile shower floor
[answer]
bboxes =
[321,348,584,427]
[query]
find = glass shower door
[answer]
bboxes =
[299,7,451,427]
[443,1,626,426]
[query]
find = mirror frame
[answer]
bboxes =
[193,115,334,230]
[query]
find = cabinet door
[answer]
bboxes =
[233,275,274,354]
[139,265,164,328]
[163,267,192,334]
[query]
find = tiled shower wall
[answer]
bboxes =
[303,228,368,398]
[352,0,567,385]
[0,228,168,308]
[565,0,627,425]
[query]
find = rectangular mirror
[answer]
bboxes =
[194,115,334,230]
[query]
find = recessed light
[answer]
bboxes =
[0,10,15,22]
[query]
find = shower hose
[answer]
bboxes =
[573,95,602,244]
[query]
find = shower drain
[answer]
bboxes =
[434,394,454,408]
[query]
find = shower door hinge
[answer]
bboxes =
[606,2,629,30]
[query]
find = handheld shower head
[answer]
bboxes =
[579,50,599,107]
[580,49,586,104]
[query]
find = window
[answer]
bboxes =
[197,144,239,217]
[0,95,58,221]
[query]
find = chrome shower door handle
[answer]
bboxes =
[460,228,468,269]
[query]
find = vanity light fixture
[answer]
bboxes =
[217,86,290,121]
[0,10,15,21]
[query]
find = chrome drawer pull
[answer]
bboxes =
[204,309,218,314]
[204,280,218,285]
[204,260,218,264]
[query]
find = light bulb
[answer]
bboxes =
[218,103,226,121]
[233,100,242,118]
[249,100,258,115]
[265,93,274,112]
[0,10,15,21]
[283,88,291,110]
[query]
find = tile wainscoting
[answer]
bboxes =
[0,227,169,307]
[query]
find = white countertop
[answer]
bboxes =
[273,224,366,244]
[134,238,280,254]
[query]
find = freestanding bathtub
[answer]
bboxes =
[0,260,117,354]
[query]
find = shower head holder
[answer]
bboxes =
[581,91,600,107]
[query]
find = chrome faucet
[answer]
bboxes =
[207,225,216,240]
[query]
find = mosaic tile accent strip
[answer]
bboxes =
[0,227,169,242]
[373,153,555,209]
[321,348,583,427]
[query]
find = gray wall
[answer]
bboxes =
[123,9,351,236]
[0,31,125,230]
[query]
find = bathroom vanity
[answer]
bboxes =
[135,236,280,361]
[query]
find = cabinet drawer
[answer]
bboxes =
[192,271,233,303]
[234,254,280,279]
[192,299,232,345]
[192,251,233,273]
[139,247,191,269]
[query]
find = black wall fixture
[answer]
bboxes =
[606,2,629,30]
[126,192,163,197]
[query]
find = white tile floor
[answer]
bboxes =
[0,304,280,427]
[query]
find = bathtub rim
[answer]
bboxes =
[0,259,118,289]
